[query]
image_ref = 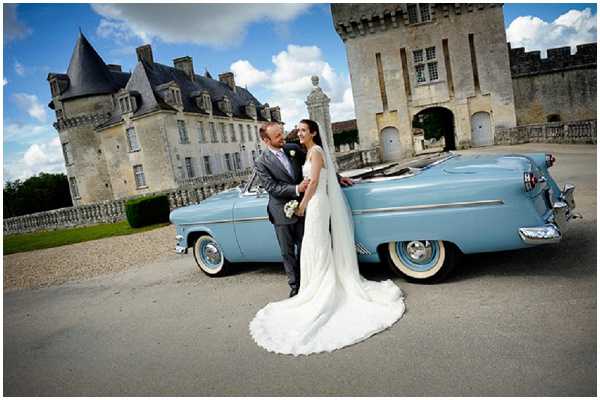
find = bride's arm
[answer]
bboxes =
[297,149,324,216]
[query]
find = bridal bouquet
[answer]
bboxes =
[284,200,299,218]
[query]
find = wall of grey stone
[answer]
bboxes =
[509,43,597,125]
[495,119,596,145]
[4,149,378,235]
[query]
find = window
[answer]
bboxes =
[133,165,147,188]
[126,127,141,152]
[254,126,259,141]
[251,150,256,164]
[414,46,439,84]
[171,88,182,105]
[239,124,245,143]
[185,157,195,178]
[202,93,212,112]
[229,123,236,142]
[247,124,253,141]
[197,121,206,143]
[224,153,233,171]
[233,152,241,170]
[119,97,129,113]
[407,4,431,24]
[62,142,73,165]
[50,80,60,97]
[69,177,80,198]
[220,122,228,143]
[177,120,189,144]
[203,155,212,175]
[209,122,218,143]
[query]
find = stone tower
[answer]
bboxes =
[47,33,130,205]
[331,3,517,161]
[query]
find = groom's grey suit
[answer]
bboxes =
[255,143,307,291]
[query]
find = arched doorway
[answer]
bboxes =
[381,126,402,161]
[412,107,456,151]
[471,111,493,147]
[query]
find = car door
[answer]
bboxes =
[233,173,281,262]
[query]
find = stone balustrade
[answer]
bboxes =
[4,169,254,235]
[495,119,596,146]
[4,152,389,235]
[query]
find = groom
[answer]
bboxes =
[255,122,353,297]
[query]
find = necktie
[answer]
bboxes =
[275,150,293,176]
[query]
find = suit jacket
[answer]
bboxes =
[255,143,306,225]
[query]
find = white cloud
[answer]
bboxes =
[3,122,54,144]
[230,45,355,127]
[12,93,48,122]
[4,137,65,182]
[507,8,597,56]
[91,3,310,47]
[3,77,8,86]
[3,4,32,43]
[14,60,25,76]
[230,60,270,88]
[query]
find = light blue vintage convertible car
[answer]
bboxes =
[170,151,581,283]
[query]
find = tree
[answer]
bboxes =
[3,173,73,218]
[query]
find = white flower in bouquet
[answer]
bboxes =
[284,200,299,218]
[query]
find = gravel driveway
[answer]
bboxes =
[3,225,179,291]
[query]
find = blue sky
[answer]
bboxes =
[3,3,597,183]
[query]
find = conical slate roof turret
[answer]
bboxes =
[60,32,120,101]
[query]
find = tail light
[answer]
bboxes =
[545,153,556,168]
[524,172,538,192]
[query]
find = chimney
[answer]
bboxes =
[218,72,236,92]
[136,44,154,64]
[107,64,122,72]
[173,56,195,82]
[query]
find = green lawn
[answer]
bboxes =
[3,221,170,255]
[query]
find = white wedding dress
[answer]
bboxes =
[249,144,406,356]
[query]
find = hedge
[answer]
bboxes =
[125,194,170,228]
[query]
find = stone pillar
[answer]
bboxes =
[305,76,338,168]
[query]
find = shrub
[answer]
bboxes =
[125,194,170,228]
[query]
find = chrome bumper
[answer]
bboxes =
[175,234,188,254]
[519,183,583,245]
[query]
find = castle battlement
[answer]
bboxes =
[332,3,501,41]
[509,42,597,78]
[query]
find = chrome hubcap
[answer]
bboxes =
[204,243,221,264]
[405,240,433,263]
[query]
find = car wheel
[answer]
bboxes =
[192,235,231,277]
[384,240,457,283]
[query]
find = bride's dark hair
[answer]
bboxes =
[299,119,323,147]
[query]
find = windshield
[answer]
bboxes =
[346,152,458,180]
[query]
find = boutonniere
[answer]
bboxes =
[289,150,296,157]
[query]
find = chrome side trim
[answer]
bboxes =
[178,216,269,225]
[352,200,504,215]
[235,216,269,223]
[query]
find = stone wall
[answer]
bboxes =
[4,169,252,235]
[495,119,596,146]
[509,43,597,125]
[4,149,380,235]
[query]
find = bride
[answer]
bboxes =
[249,119,406,356]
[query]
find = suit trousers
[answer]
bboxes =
[273,218,305,290]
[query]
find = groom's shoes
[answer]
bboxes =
[289,287,299,298]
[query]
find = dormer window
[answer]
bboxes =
[218,96,232,116]
[117,90,139,115]
[171,87,182,105]
[196,91,212,113]
[407,4,431,24]
[50,80,60,97]
[260,105,271,121]
[245,101,257,119]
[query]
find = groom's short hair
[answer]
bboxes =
[259,122,281,140]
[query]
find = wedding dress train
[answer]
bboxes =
[249,145,406,356]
